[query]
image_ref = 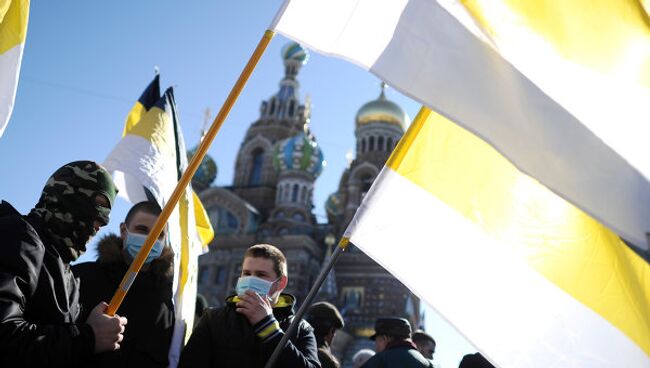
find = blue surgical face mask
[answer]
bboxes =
[124,231,164,264]
[236,275,279,297]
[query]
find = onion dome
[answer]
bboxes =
[282,42,309,65]
[273,133,324,178]
[187,146,217,189]
[325,192,344,218]
[356,84,408,129]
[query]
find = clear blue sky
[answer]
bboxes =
[0,2,475,367]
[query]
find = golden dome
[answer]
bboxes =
[355,84,408,129]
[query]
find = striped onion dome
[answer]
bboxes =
[282,42,309,65]
[273,133,324,178]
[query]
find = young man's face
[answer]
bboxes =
[241,256,278,282]
[416,340,436,359]
[241,256,286,298]
[120,211,166,242]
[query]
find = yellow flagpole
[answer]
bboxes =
[106,29,276,316]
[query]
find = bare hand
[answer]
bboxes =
[85,302,128,353]
[235,290,273,325]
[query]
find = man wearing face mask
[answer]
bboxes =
[73,200,175,367]
[0,161,128,367]
[179,243,320,368]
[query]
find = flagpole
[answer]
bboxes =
[264,239,350,368]
[106,29,276,316]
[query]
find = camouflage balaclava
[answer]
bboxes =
[30,161,117,262]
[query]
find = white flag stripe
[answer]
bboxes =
[273,0,650,250]
[0,44,24,137]
[103,134,177,205]
[345,168,650,367]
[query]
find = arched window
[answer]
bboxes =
[277,186,283,202]
[292,183,299,202]
[269,99,276,115]
[360,174,374,200]
[248,148,264,186]
[369,136,375,151]
[260,101,268,116]
[300,185,306,204]
[361,138,366,153]
[288,100,295,117]
[387,137,393,151]
[378,136,385,151]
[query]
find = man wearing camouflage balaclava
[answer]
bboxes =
[30,160,118,261]
[0,161,128,366]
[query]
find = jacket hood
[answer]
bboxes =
[97,233,174,280]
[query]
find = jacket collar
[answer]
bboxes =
[97,233,174,280]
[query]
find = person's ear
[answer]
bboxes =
[277,275,288,291]
[119,223,127,240]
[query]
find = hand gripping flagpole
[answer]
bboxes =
[264,238,351,368]
[106,30,276,316]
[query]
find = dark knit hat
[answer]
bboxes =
[370,317,411,340]
[306,301,344,329]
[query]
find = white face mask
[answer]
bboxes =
[235,275,279,297]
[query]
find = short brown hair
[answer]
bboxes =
[244,244,287,278]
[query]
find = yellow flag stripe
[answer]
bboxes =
[123,101,146,137]
[387,107,650,356]
[460,0,650,87]
[127,104,175,158]
[192,191,214,247]
[0,0,28,55]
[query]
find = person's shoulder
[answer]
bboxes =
[0,201,37,240]
[0,201,44,256]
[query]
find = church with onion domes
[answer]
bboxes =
[194,42,421,363]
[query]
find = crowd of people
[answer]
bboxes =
[0,161,494,367]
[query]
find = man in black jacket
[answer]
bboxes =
[362,318,433,368]
[179,243,320,368]
[73,201,175,367]
[0,161,128,367]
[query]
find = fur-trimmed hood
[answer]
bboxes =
[97,233,174,280]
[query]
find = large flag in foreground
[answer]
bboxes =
[343,107,650,367]
[0,0,29,137]
[273,0,650,251]
[103,78,214,366]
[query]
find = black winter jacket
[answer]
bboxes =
[72,234,175,368]
[179,293,321,368]
[362,340,434,368]
[0,201,95,367]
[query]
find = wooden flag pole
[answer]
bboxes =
[106,29,276,316]
[264,239,351,368]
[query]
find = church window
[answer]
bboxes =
[269,99,276,115]
[300,185,306,204]
[387,137,393,151]
[378,136,385,151]
[277,186,283,202]
[369,136,375,151]
[292,183,299,202]
[292,212,305,222]
[360,174,374,200]
[248,148,264,186]
[288,100,295,117]
[361,138,366,153]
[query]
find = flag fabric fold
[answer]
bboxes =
[0,0,29,138]
[103,77,214,366]
[343,107,650,367]
[272,0,650,251]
